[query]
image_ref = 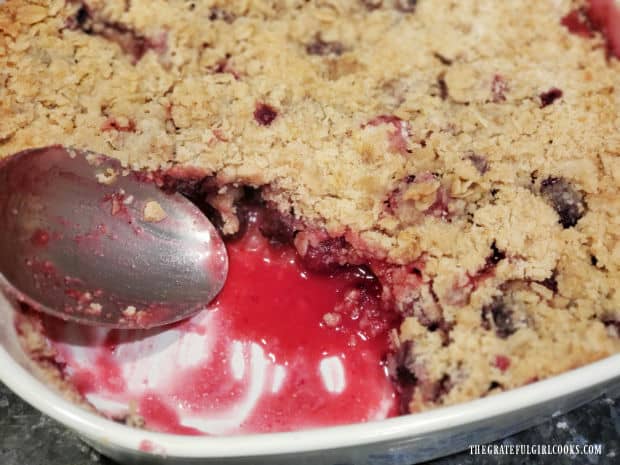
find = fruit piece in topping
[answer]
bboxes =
[156,170,214,197]
[364,115,411,155]
[385,173,452,223]
[433,52,453,65]
[466,152,489,174]
[424,184,451,219]
[393,341,416,385]
[491,74,509,102]
[101,116,136,132]
[425,374,452,403]
[386,340,417,412]
[436,73,449,100]
[306,34,345,56]
[488,381,503,391]
[208,7,235,23]
[360,0,383,10]
[489,241,506,263]
[400,284,441,323]
[395,0,418,13]
[481,296,516,339]
[65,5,89,30]
[444,242,504,307]
[561,8,594,38]
[143,201,167,223]
[539,88,563,108]
[483,241,506,270]
[602,316,620,337]
[540,177,586,228]
[213,59,241,80]
[254,102,278,126]
[494,355,511,372]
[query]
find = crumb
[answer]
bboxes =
[87,303,102,315]
[96,168,119,185]
[143,201,167,222]
[123,305,137,317]
[85,153,103,167]
[322,312,342,327]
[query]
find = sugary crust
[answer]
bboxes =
[2,0,619,413]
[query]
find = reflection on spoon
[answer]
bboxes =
[0,146,228,329]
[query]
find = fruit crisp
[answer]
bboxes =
[1,0,619,415]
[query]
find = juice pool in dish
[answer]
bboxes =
[31,209,400,435]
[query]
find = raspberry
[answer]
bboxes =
[495,355,511,371]
[539,271,559,293]
[463,152,489,174]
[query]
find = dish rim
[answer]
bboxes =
[1,297,620,458]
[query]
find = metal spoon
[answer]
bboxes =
[0,146,228,329]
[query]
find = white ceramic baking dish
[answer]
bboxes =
[1,290,620,465]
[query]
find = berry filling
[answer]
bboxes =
[16,179,405,434]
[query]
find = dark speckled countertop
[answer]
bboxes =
[1,381,619,465]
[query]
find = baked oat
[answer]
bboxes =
[1,0,619,414]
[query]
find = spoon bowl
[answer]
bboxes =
[0,146,228,329]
